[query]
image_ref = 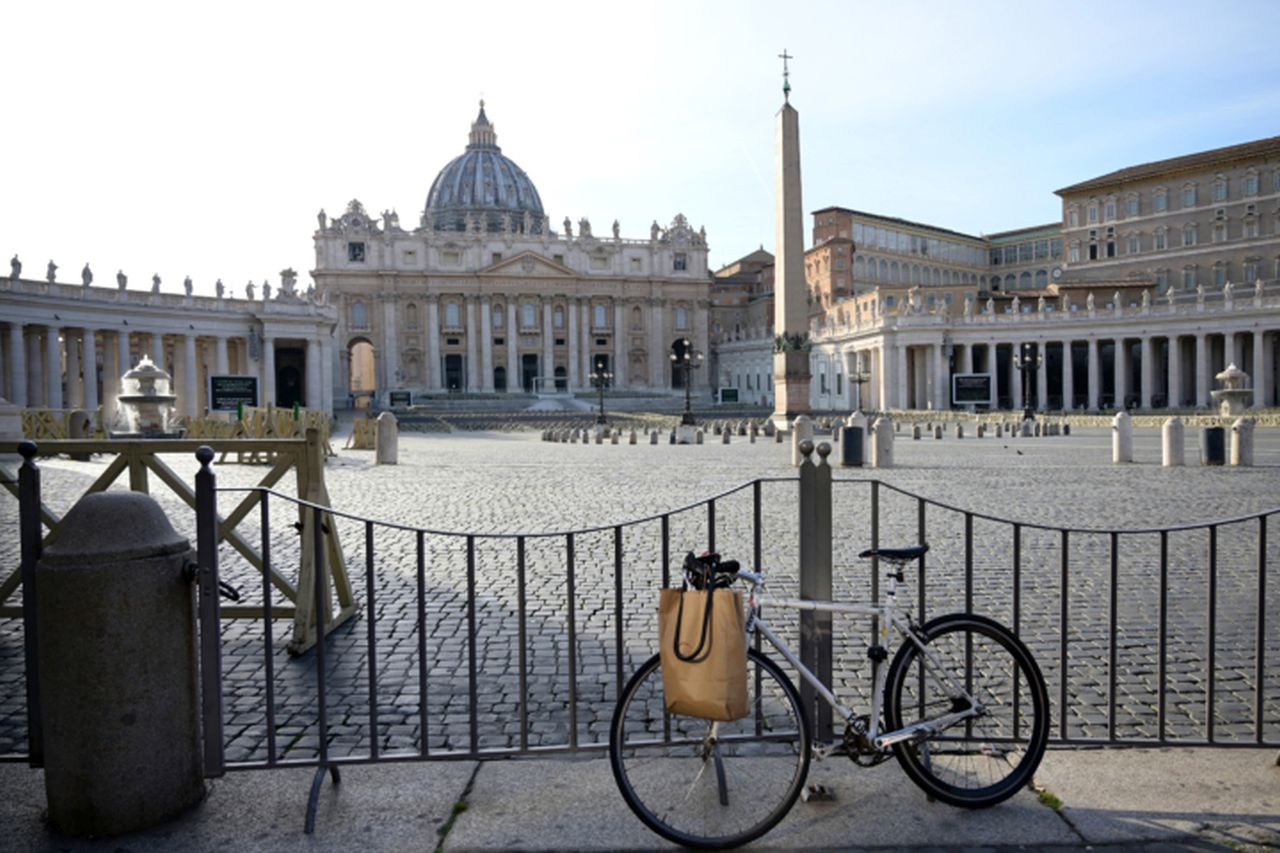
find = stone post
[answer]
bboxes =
[790,414,814,467]
[37,492,204,836]
[1112,411,1133,463]
[797,440,833,740]
[1162,417,1184,467]
[870,415,894,468]
[375,411,398,464]
[1231,417,1255,467]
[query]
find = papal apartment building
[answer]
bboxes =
[713,134,1280,413]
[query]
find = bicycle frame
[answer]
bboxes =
[737,568,983,750]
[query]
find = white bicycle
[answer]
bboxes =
[609,547,1050,849]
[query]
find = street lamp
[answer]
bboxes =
[669,338,703,426]
[588,367,613,424]
[1011,342,1043,422]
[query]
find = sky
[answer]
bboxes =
[3,0,1279,297]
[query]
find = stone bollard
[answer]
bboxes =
[1063,422,1071,436]
[595,430,603,444]
[722,429,731,444]
[1112,411,1133,463]
[994,422,1003,438]
[955,423,964,439]
[1231,417,1255,467]
[629,430,637,445]
[763,421,775,437]
[669,430,677,444]
[375,411,399,464]
[1021,419,1034,438]
[695,429,704,444]
[912,424,922,440]
[1162,417,1185,467]
[611,431,619,445]
[870,416,894,468]
[1033,421,1043,437]
[37,491,204,836]
[650,431,659,445]
[776,428,784,443]
[713,424,722,435]
[750,428,756,444]
[791,415,814,466]
[976,423,985,438]
[69,409,94,460]
[933,425,943,440]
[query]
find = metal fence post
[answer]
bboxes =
[194,446,225,777]
[798,440,833,741]
[18,440,43,767]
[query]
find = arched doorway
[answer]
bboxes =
[494,365,507,392]
[349,338,376,408]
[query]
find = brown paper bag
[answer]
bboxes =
[658,587,748,721]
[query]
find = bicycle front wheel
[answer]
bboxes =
[884,613,1049,808]
[609,648,811,850]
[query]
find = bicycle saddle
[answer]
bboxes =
[858,544,929,561]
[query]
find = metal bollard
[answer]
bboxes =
[1200,426,1225,465]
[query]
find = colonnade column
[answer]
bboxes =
[1087,338,1100,410]
[427,298,442,390]
[540,298,554,389]
[465,297,480,391]
[215,336,229,375]
[893,340,908,410]
[6,322,27,406]
[66,332,83,407]
[1232,332,1246,369]
[108,330,130,425]
[479,295,493,392]
[567,296,579,390]
[1061,341,1074,411]
[505,300,518,393]
[1010,344,1023,412]
[181,334,198,418]
[1254,331,1271,407]
[306,337,321,409]
[932,343,946,410]
[263,336,276,407]
[1168,335,1183,407]
[82,329,98,412]
[580,300,592,384]
[45,325,63,409]
[614,301,627,388]
[27,330,43,407]
[1114,338,1129,408]
[1036,343,1048,410]
[1139,337,1153,409]
[320,339,334,414]
[151,332,165,369]
[875,344,889,411]
[1194,333,1207,407]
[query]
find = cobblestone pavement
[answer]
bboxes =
[2,423,1278,763]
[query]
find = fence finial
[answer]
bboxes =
[195,445,214,468]
[18,440,37,463]
[799,439,814,458]
[816,442,831,464]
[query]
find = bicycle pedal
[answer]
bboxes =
[801,783,836,803]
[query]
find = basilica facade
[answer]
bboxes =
[313,104,711,402]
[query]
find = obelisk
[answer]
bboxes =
[771,51,811,431]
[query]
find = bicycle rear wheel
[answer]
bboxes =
[609,648,811,850]
[884,613,1049,808]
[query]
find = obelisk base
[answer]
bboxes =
[770,350,811,432]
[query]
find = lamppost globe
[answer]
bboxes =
[670,338,702,426]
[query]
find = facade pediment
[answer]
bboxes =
[480,251,576,277]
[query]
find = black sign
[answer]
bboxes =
[719,388,739,403]
[952,374,992,404]
[208,375,259,411]
[389,390,412,408]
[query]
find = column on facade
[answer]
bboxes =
[45,324,63,409]
[874,344,888,411]
[1139,337,1154,409]
[320,338,335,413]
[1254,331,1271,407]
[959,342,973,375]
[613,300,626,388]
[151,332,165,369]
[82,329,98,412]
[1115,338,1130,407]
[693,300,709,392]
[66,331,83,408]
[479,295,493,392]
[650,300,665,388]
[1010,344,1023,412]
[426,298,442,390]
[1168,335,1183,407]
[580,300,592,382]
[464,297,479,390]
[893,340,908,410]
[1061,341,1074,411]
[215,336,230,375]
[1194,333,1207,407]
[305,337,321,409]
[27,329,43,407]
[567,296,580,390]
[6,323,27,406]
[1086,338,1099,409]
[107,330,129,426]
[931,343,946,410]
[1031,342,1045,410]
[505,298,519,393]
[262,336,276,407]
[1232,332,1246,369]
[540,298,554,389]
[381,294,399,392]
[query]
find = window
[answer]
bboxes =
[1127,235,1140,254]
[1068,208,1079,228]
[590,255,608,270]
[1212,223,1227,243]
[350,301,368,328]
[1154,228,1167,250]
[347,242,366,262]
[884,295,896,308]
[1182,185,1196,207]
[1182,224,1196,247]
[594,304,607,328]
[1244,261,1258,282]
[1105,201,1116,220]
[1050,238,1062,258]
[1154,189,1168,212]
[630,257,642,272]
[1214,264,1227,286]
[553,254,564,264]
[493,304,504,327]
[1245,172,1259,196]
[1245,218,1259,238]
[675,306,689,329]
[1069,244,1080,263]
[444,303,460,327]
[554,307,564,328]
[522,303,536,328]
[1126,195,1139,216]
[673,253,688,271]
[1212,178,1227,202]
[1088,205,1099,223]
[442,250,460,264]
[406,303,419,329]
[1034,239,1049,260]
[835,259,846,270]
[1155,270,1168,292]
[491,252,503,264]
[1183,268,1196,290]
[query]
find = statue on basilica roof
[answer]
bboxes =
[318,208,327,229]
[151,273,161,293]
[579,217,592,238]
[612,219,620,239]
[184,275,193,296]
[82,263,93,287]
[563,216,573,238]
[46,260,57,283]
[9,254,20,280]
[117,270,127,289]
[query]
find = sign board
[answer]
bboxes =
[952,373,993,405]
[388,390,412,408]
[208,375,259,412]
[718,388,739,404]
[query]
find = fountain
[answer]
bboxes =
[112,355,184,438]
[1210,362,1252,417]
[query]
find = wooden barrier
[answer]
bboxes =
[0,431,354,655]
[345,414,376,450]
[185,406,336,464]
[21,408,106,440]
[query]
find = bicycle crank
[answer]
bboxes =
[844,715,893,767]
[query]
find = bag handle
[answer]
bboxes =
[672,579,715,663]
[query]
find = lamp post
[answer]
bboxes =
[588,367,613,425]
[669,338,702,426]
[1012,342,1043,422]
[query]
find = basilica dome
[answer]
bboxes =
[425,102,545,233]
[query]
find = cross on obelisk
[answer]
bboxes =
[771,49,811,430]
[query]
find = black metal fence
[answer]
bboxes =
[4,442,1277,785]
